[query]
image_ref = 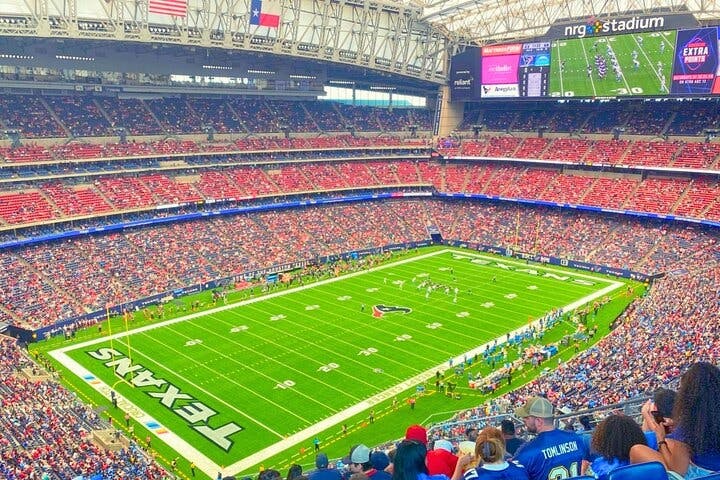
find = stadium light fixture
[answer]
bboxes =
[247,69,275,75]
[202,64,232,70]
[56,54,95,61]
[0,54,33,60]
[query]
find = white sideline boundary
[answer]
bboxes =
[49,248,624,477]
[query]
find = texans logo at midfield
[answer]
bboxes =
[372,304,412,318]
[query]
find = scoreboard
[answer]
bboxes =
[450,24,720,101]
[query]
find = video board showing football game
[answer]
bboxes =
[549,30,676,97]
[450,23,720,100]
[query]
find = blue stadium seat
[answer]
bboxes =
[569,476,595,479]
[694,474,720,480]
[607,461,667,480]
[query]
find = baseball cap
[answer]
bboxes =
[405,424,428,445]
[370,450,390,470]
[350,444,371,464]
[316,453,329,469]
[515,396,555,418]
[342,445,359,464]
[433,439,453,453]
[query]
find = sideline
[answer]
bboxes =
[49,248,624,476]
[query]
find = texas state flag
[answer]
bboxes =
[250,0,281,28]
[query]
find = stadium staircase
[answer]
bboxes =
[36,188,64,218]
[91,98,116,128]
[140,99,166,135]
[37,96,71,139]
[659,112,678,138]
[577,177,600,204]
[17,255,85,312]
[224,101,251,134]
[299,102,322,132]
[619,181,644,211]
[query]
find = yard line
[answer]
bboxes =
[218,302,417,378]
[633,34,664,84]
[579,38,598,97]
[223,276,626,476]
[184,315,377,398]
[555,41,565,95]
[50,248,453,355]
[50,247,625,477]
[135,332,312,427]
[265,284,483,354]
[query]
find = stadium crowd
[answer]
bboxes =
[2,158,720,229]
[1,199,718,332]
[0,336,169,479]
[1,93,720,480]
[0,197,718,478]
[0,94,432,139]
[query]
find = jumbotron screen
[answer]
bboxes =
[450,25,720,100]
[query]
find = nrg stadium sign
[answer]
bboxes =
[564,16,665,38]
[546,13,698,39]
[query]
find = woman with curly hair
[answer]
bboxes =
[631,361,720,478]
[587,415,648,479]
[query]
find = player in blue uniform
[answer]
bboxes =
[513,396,589,480]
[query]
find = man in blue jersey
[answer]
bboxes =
[513,396,589,480]
[308,453,342,480]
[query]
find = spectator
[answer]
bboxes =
[454,427,528,480]
[513,396,589,480]
[392,440,449,480]
[288,464,303,480]
[500,420,525,456]
[643,388,677,450]
[587,415,649,480]
[370,451,393,480]
[631,362,720,477]
[260,470,283,480]
[310,453,342,480]
[427,440,458,477]
[347,445,386,480]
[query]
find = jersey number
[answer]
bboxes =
[548,462,579,480]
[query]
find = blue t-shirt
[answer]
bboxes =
[588,456,629,480]
[309,469,343,480]
[514,429,589,480]
[463,462,529,480]
[667,428,720,471]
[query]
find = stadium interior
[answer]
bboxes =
[0,0,719,479]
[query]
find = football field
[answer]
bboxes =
[49,247,625,477]
[550,30,676,97]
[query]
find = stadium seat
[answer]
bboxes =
[694,474,720,480]
[607,461,667,480]
[569,476,596,480]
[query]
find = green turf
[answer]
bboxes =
[46,246,634,478]
[550,30,676,97]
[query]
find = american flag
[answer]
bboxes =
[149,0,187,17]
